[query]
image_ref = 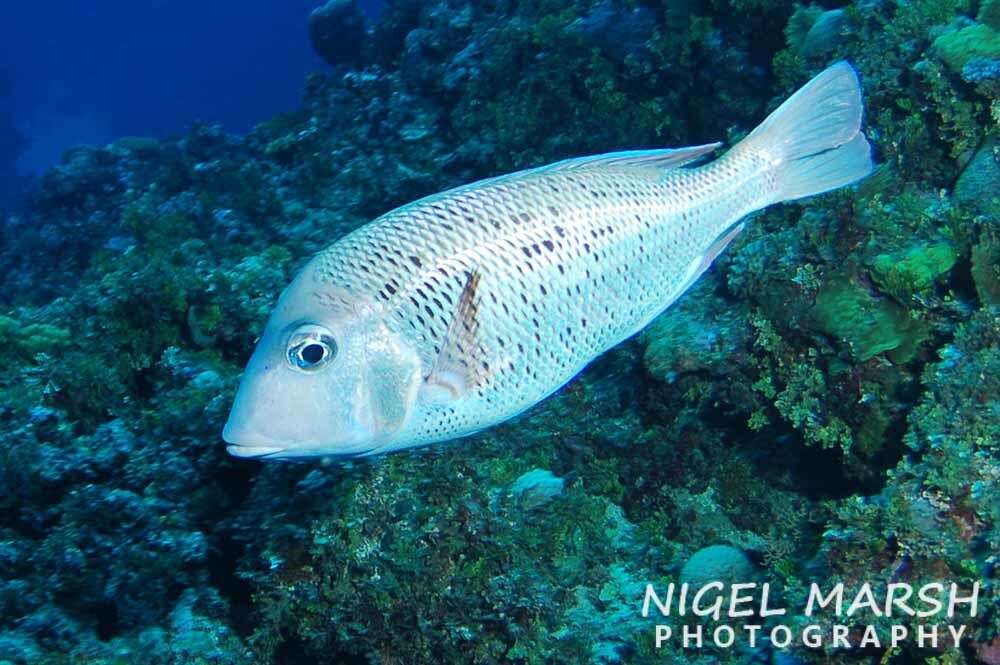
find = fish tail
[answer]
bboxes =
[737,61,873,202]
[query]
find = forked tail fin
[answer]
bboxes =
[736,61,873,202]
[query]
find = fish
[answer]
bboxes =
[223,61,873,459]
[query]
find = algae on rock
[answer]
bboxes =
[811,273,930,362]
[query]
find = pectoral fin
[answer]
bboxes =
[421,269,489,404]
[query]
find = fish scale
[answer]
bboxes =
[224,61,872,459]
[315,150,770,448]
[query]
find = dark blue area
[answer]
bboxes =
[0,0,353,176]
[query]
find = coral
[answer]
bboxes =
[679,544,754,587]
[811,274,929,362]
[0,314,70,364]
[976,0,1000,30]
[786,6,850,58]
[971,224,1000,305]
[932,23,1000,73]
[784,4,825,53]
[641,280,750,384]
[955,139,1000,215]
[572,0,656,62]
[962,55,1000,91]
[869,241,958,298]
[236,450,662,664]
[980,0,1000,30]
[309,0,367,67]
[510,469,565,510]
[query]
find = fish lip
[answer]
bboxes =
[226,444,287,459]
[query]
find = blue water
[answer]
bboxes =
[0,1,341,176]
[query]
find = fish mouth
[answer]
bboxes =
[226,444,287,459]
[222,415,380,459]
[223,411,288,458]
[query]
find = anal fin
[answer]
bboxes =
[699,222,745,273]
[674,223,745,302]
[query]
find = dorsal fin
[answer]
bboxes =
[393,143,724,209]
[537,142,722,175]
[421,269,489,404]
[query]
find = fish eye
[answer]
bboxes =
[286,324,337,372]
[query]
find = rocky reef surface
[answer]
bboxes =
[0,0,997,663]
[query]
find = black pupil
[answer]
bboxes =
[300,343,326,365]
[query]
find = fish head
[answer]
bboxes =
[223,257,423,459]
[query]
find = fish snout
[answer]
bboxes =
[222,415,288,458]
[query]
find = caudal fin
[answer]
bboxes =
[737,61,873,202]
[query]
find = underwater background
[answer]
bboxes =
[0,0,998,663]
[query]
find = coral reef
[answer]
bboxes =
[309,0,367,67]
[0,0,996,662]
[679,544,755,587]
[933,22,1000,73]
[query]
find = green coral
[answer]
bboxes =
[812,274,930,362]
[870,241,958,298]
[980,0,1000,29]
[772,361,855,451]
[932,23,1000,72]
[0,315,71,364]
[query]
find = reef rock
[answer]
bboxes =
[786,6,849,58]
[309,0,366,67]
[802,9,848,57]
[955,140,1000,214]
[573,0,656,62]
[642,281,749,383]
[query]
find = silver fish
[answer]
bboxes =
[224,61,872,459]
